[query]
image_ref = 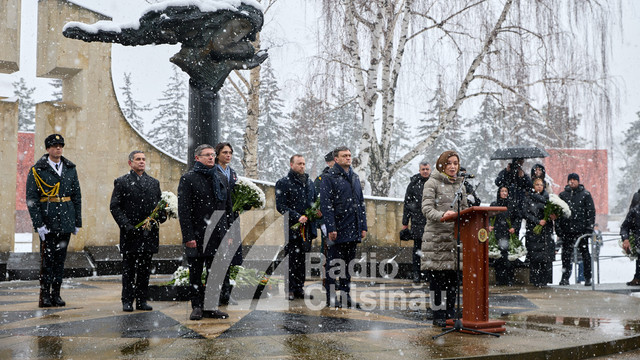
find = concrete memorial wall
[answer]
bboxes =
[0,0,412,260]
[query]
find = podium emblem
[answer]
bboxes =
[477,228,488,243]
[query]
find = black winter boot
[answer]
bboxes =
[39,284,52,308]
[51,283,66,307]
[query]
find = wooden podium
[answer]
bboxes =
[441,206,507,333]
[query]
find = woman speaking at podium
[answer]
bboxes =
[421,150,468,327]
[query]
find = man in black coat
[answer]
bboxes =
[276,154,319,300]
[557,173,596,286]
[110,151,166,312]
[402,161,431,283]
[620,200,640,286]
[26,134,82,308]
[178,144,231,320]
[314,151,334,295]
[319,146,367,308]
[495,158,532,218]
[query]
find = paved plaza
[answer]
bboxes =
[1,276,640,359]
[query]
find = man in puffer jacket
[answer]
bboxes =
[319,147,367,308]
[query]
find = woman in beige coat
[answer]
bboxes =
[421,150,468,326]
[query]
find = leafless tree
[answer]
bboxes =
[226,0,279,178]
[318,0,620,195]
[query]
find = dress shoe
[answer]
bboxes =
[343,295,361,309]
[294,292,311,300]
[583,279,592,286]
[203,309,229,319]
[326,297,340,308]
[136,302,153,311]
[627,278,640,286]
[559,279,569,286]
[190,307,203,320]
[288,292,295,301]
[123,303,134,312]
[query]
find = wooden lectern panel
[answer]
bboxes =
[441,206,507,333]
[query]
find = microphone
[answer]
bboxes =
[459,172,475,178]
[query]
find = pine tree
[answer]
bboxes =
[463,96,508,203]
[147,65,187,160]
[388,117,414,197]
[539,103,585,149]
[289,93,332,179]
[50,79,63,102]
[119,72,150,134]
[219,82,247,175]
[327,86,361,153]
[257,62,293,182]
[613,111,640,212]
[417,78,465,168]
[12,77,36,132]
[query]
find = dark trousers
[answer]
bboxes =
[121,252,153,304]
[187,256,231,309]
[429,270,458,319]
[494,250,514,286]
[412,236,423,279]
[286,241,306,294]
[326,241,357,297]
[561,234,591,281]
[529,259,552,286]
[635,259,640,279]
[40,232,70,289]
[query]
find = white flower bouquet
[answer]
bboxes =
[135,191,178,230]
[533,194,571,234]
[232,177,266,213]
[488,217,527,261]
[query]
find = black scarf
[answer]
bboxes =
[193,161,225,201]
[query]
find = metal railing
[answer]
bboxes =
[570,232,628,289]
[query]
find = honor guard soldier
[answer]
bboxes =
[26,134,82,308]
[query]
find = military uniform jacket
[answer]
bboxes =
[421,171,468,271]
[276,170,318,245]
[110,170,165,254]
[319,164,367,245]
[26,154,82,233]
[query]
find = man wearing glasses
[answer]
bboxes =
[178,144,231,320]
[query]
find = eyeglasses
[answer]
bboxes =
[198,153,216,158]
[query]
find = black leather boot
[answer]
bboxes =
[51,284,66,307]
[39,284,52,308]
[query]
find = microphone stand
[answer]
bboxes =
[433,178,500,339]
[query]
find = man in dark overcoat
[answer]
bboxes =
[178,144,231,320]
[276,154,318,300]
[557,173,596,286]
[402,161,431,283]
[314,151,334,295]
[26,134,82,308]
[213,142,240,305]
[320,146,367,308]
[110,150,166,312]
